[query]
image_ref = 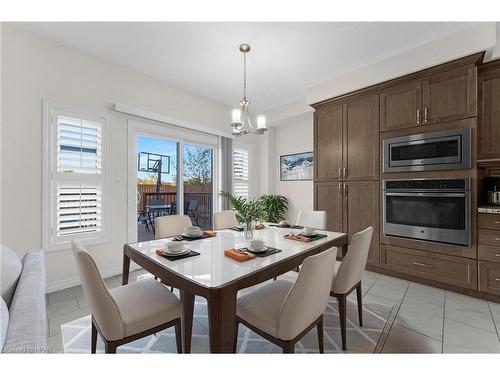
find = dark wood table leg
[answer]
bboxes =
[180,290,195,354]
[122,251,131,285]
[207,286,237,353]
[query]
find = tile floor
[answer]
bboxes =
[45,269,500,353]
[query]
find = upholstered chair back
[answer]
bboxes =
[213,210,238,230]
[155,215,192,239]
[296,210,327,230]
[71,240,124,341]
[277,247,338,340]
[331,226,373,295]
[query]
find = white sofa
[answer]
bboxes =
[1,245,46,353]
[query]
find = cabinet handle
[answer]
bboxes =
[343,183,347,196]
[338,183,342,195]
[494,221,500,224]
[338,168,342,178]
[495,238,500,241]
[424,107,428,123]
[416,109,420,125]
[343,168,347,179]
[495,254,500,257]
[495,278,500,282]
[412,261,432,268]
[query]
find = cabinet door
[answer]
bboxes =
[345,181,380,267]
[380,81,422,131]
[343,94,379,180]
[314,104,343,181]
[478,70,500,160]
[314,182,343,232]
[422,66,477,125]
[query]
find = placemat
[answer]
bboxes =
[242,247,282,257]
[181,233,211,241]
[158,250,200,261]
[269,224,304,229]
[284,233,327,242]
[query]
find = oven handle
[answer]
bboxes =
[385,192,467,198]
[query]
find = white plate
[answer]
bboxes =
[182,232,203,238]
[248,246,268,253]
[163,248,191,257]
[299,231,316,237]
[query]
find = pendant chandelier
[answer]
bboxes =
[230,43,267,137]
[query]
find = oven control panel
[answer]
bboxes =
[384,178,469,191]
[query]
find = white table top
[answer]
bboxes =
[127,226,346,288]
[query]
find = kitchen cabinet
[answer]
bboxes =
[315,181,379,266]
[380,65,477,131]
[314,104,343,181]
[314,182,343,233]
[344,181,380,267]
[478,67,500,160]
[313,93,379,182]
[479,261,500,296]
[381,245,477,289]
[380,81,422,131]
[344,94,380,180]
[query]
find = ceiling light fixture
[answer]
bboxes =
[230,43,267,137]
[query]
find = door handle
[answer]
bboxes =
[412,261,432,268]
[416,109,420,125]
[424,107,428,123]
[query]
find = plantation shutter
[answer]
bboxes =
[233,147,250,198]
[53,110,106,239]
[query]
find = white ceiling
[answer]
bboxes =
[18,22,478,113]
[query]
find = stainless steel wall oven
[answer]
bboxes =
[383,128,471,172]
[383,178,471,246]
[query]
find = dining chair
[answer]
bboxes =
[71,240,183,354]
[296,210,327,230]
[155,215,192,239]
[330,226,373,350]
[213,210,238,230]
[234,247,338,353]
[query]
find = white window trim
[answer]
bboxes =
[42,100,111,252]
[232,142,252,199]
[127,118,219,243]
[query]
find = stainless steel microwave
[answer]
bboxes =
[383,128,471,173]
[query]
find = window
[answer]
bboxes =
[232,144,250,198]
[43,103,110,251]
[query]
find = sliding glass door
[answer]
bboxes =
[183,143,214,230]
[130,122,216,242]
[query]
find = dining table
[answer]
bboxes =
[122,225,348,353]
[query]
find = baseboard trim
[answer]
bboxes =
[45,263,142,293]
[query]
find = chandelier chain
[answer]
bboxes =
[243,50,247,102]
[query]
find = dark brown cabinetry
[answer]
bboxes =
[380,81,422,131]
[478,213,500,296]
[344,95,380,180]
[380,65,477,131]
[478,66,500,160]
[314,181,379,267]
[479,261,500,296]
[380,245,477,289]
[314,104,343,181]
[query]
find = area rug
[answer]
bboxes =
[61,295,394,354]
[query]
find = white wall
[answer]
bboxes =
[0,24,263,291]
[272,113,313,223]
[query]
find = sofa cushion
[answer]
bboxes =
[1,245,22,307]
[2,250,46,353]
[1,297,8,350]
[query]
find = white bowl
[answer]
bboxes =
[166,241,185,253]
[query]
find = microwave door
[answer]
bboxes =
[388,135,462,168]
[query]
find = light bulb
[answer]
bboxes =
[231,108,242,124]
[256,115,267,130]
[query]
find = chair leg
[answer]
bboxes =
[356,283,363,327]
[337,295,347,351]
[170,286,174,292]
[91,318,97,354]
[104,341,117,354]
[283,342,295,353]
[317,316,324,354]
[175,319,183,354]
[233,321,239,353]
